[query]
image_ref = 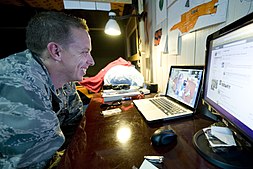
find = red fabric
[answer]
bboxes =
[79,57,131,93]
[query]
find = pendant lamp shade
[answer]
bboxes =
[104,12,121,36]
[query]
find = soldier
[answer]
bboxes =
[0,11,94,168]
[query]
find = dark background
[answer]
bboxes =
[0,2,136,76]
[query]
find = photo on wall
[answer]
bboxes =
[154,28,162,46]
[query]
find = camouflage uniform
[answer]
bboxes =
[0,49,84,168]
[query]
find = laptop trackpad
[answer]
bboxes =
[134,99,168,121]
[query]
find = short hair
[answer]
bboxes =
[26,11,89,56]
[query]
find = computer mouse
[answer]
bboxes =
[151,128,177,146]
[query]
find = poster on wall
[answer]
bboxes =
[168,0,228,34]
[156,0,167,26]
[154,28,162,46]
[167,0,177,8]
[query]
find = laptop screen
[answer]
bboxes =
[165,66,204,108]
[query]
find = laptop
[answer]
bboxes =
[133,65,204,122]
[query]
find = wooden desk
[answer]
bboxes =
[58,94,218,169]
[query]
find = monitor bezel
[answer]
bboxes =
[203,12,253,144]
[165,65,205,111]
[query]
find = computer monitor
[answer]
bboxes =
[193,12,253,169]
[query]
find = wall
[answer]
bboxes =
[141,0,253,93]
[0,6,33,59]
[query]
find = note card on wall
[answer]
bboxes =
[156,0,167,26]
[168,29,179,55]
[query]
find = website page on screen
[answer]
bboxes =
[167,68,203,108]
[206,23,253,131]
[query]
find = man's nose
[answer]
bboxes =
[87,53,95,66]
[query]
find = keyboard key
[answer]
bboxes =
[150,98,185,115]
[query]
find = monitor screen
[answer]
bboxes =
[166,67,203,108]
[203,13,253,143]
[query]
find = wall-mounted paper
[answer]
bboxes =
[167,0,177,8]
[96,2,111,11]
[156,0,167,26]
[79,1,96,9]
[64,0,110,11]
[168,29,179,55]
[159,22,168,53]
[64,0,81,9]
[168,0,228,34]
[160,33,168,53]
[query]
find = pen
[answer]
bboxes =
[144,156,164,163]
[121,97,132,101]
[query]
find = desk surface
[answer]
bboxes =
[58,94,218,169]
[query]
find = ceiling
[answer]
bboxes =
[0,0,133,16]
[0,0,137,30]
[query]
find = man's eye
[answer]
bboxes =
[79,51,89,57]
[79,51,85,56]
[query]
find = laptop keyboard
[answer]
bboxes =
[150,98,186,115]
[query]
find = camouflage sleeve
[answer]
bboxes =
[57,82,84,127]
[56,82,85,149]
[0,54,65,168]
[0,84,65,169]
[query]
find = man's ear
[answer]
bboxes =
[47,42,62,61]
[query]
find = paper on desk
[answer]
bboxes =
[139,159,158,169]
[203,127,236,147]
[210,126,236,146]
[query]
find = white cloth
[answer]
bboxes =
[104,65,144,87]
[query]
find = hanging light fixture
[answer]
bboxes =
[104,11,147,36]
[104,12,121,36]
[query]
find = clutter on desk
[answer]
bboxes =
[103,65,144,87]
[101,108,122,117]
[78,57,147,102]
[79,57,145,94]
[139,88,150,94]
[203,126,236,148]
[144,156,164,163]
[103,85,139,94]
[103,84,130,90]
[139,159,159,169]
[146,83,158,93]
[210,126,236,146]
[102,85,142,102]
[79,57,132,93]
[100,101,122,109]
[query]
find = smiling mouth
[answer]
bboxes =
[81,68,86,74]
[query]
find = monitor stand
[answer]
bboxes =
[193,129,253,169]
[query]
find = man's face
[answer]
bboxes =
[61,28,94,82]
